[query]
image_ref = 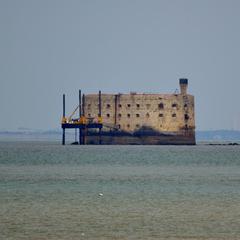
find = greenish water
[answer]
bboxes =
[0,141,240,240]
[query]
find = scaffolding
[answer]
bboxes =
[61,90,103,145]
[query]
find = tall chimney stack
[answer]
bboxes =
[179,78,188,95]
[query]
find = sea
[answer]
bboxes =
[0,140,240,240]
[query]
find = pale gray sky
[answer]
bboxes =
[1,0,240,131]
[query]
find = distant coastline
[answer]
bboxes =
[1,129,240,142]
[196,130,240,141]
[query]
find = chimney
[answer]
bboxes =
[179,78,188,95]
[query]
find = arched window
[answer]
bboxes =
[172,113,176,117]
[159,113,163,117]
[136,114,140,117]
[172,103,177,108]
[118,113,122,117]
[106,104,111,108]
[127,114,131,118]
[136,104,140,108]
[106,113,110,118]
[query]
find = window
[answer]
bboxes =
[172,103,177,108]
[158,103,164,109]
[159,113,163,117]
[136,114,140,117]
[106,113,110,118]
[127,104,131,108]
[118,124,121,129]
[136,124,140,128]
[118,113,122,117]
[146,113,150,118]
[127,114,131,118]
[87,104,91,109]
[106,104,111,108]
[184,104,188,108]
[136,104,140,108]
[127,124,130,128]
[184,114,189,120]
[118,104,122,108]
[88,113,91,117]
[172,113,176,117]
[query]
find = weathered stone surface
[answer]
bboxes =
[84,80,195,145]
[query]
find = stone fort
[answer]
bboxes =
[83,79,195,145]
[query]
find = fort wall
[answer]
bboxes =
[85,93,194,132]
[75,79,196,144]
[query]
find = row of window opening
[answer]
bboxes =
[126,124,140,128]
[87,113,189,119]
[104,113,183,118]
[122,123,189,129]
[98,103,187,109]
[117,124,140,129]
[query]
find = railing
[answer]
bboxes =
[62,116,102,125]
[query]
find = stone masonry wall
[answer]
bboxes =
[84,92,195,134]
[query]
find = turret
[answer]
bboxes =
[179,78,188,95]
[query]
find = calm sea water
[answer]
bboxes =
[0,141,240,240]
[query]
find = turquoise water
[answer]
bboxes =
[0,141,240,240]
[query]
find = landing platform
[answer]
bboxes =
[61,123,103,129]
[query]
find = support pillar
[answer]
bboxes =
[98,90,102,145]
[79,90,82,145]
[62,128,65,145]
[62,94,66,145]
[82,94,86,145]
[114,94,117,126]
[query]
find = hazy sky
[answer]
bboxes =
[1,0,240,131]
